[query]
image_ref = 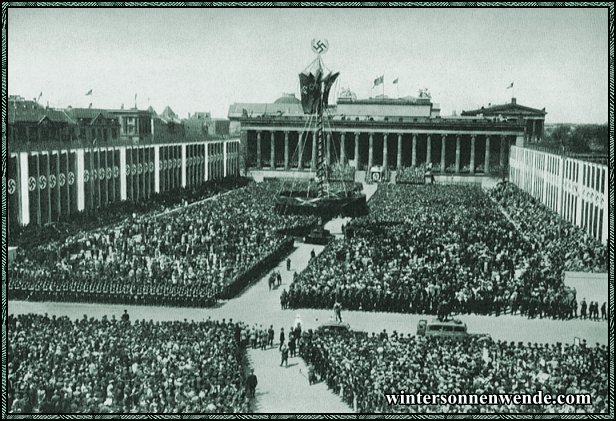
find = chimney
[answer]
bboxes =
[511,97,517,105]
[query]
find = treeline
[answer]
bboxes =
[543,124,608,154]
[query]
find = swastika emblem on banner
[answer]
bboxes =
[68,172,75,185]
[99,168,105,179]
[149,162,154,172]
[132,164,137,175]
[39,175,47,190]
[8,178,16,194]
[59,173,66,187]
[138,163,143,174]
[114,166,119,178]
[84,170,90,182]
[49,174,57,189]
[311,38,329,54]
[29,176,37,191]
[107,168,112,179]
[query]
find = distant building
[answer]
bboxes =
[209,119,231,137]
[184,112,212,141]
[108,108,153,143]
[151,106,185,143]
[65,107,121,143]
[461,98,546,142]
[8,95,76,145]
[229,91,528,175]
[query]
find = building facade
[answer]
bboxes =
[65,107,121,143]
[8,96,77,146]
[461,98,546,142]
[230,94,530,176]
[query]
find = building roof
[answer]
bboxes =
[8,106,75,125]
[274,93,301,105]
[65,107,116,122]
[228,102,305,119]
[461,98,546,117]
[159,105,182,124]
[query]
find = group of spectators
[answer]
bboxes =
[9,183,316,306]
[287,184,583,319]
[301,330,608,413]
[8,314,251,413]
[11,176,250,250]
[488,181,607,273]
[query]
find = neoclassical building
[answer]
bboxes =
[229,92,543,176]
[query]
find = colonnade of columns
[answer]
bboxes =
[249,130,512,174]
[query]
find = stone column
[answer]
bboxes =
[531,120,536,142]
[411,133,417,167]
[311,131,317,171]
[382,133,388,171]
[368,133,374,171]
[297,132,303,170]
[256,131,262,169]
[284,131,289,170]
[499,135,505,168]
[455,135,461,173]
[326,132,331,166]
[440,135,446,172]
[426,135,432,165]
[470,135,476,175]
[396,133,402,169]
[354,132,360,169]
[484,136,491,174]
[270,131,275,169]
[339,132,346,165]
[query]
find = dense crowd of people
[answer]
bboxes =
[287,184,581,319]
[11,176,251,250]
[301,330,608,413]
[9,183,316,306]
[488,181,607,272]
[8,314,250,413]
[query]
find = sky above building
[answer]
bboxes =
[8,7,609,123]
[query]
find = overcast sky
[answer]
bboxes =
[8,7,609,123]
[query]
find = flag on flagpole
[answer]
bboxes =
[392,78,399,84]
[373,75,384,88]
[506,82,514,89]
[85,89,93,96]
[38,91,43,101]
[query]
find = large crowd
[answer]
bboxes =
[301,330,608,413]
[488,181,607,273]
[287,184,582,319]
[9,183,316,306]
[11,176,251,250]
[8,314,250,413]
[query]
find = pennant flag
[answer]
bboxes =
[299,69,323,114]
[59,151,69,218]
[85,89,93,96]
[28,153,40,226]
[392,78,399,84]
[506,82,514,89]
[373,75,384,87]
[7,154,20,232]
[322,72,340,109]
[50,152,60,222]
[38,91,43,101]
[68,151,78,215]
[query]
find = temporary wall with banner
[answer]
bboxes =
[7,139,239,229]
[509,145,609,245]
